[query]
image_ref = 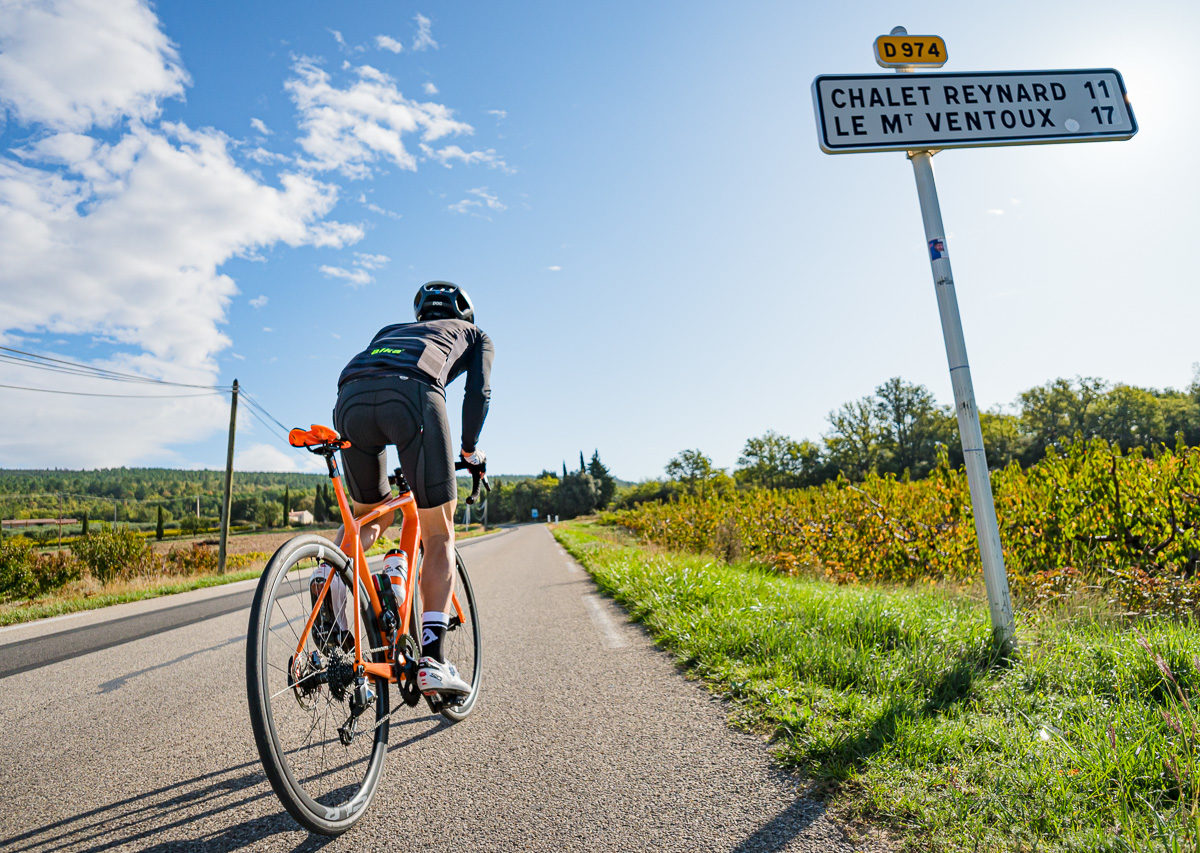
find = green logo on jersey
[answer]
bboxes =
[370,347,405,355]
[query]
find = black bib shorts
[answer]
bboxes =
[332,375,456,508]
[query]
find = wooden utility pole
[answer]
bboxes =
[218,379,238,574]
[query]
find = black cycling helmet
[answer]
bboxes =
[413,280,474,323]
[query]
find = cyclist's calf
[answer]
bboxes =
[416,500,456,615]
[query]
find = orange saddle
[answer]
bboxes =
[288,424,351,448]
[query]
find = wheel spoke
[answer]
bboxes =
[247,536,390,831]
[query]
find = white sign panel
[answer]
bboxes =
[812,69,1136,153]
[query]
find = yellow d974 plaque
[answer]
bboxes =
[874,35,947,68]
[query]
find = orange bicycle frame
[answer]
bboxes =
[292,450,466,685]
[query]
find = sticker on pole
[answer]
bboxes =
[812,69,1136,154]
[874,34,947,68]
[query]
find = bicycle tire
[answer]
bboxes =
[246,534,391,835]
[435,550,483,721]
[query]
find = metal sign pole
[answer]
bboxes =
[908,149,1015,650]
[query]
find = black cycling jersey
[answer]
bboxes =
[337,318,493,452]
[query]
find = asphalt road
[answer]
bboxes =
[0,525,864,852]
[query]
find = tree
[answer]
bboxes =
[256,501,282,529]
[313,485,325,523]
[562,461,568,480]
[587,450,617,509]
[80,511,88,537]
[555,472,600,518]
[283,486,291,523]
[613,479,680,509]
[665,449,731,497]
[735,431,825,489]
[824,398,885,479]
[507,476,558,522]
[873,377,946,478]
[579,451,586,473]
[155,506,164,540]
[1018,377,1107,462]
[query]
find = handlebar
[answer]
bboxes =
[454,459,490,505]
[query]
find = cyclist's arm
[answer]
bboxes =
[459,330,493,454]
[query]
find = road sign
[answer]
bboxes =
[812,69,1136,154]
[531,508,539,519]
[874,34,947,68]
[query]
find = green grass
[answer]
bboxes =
[0,568,263,627]
[555,522,1200,853]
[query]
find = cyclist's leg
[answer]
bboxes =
[393,383,470,692]
[399,383,457,622]
[416,500,456,615]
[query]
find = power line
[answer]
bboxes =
[0,346,226,390]
[240,390,291,434]
[0,382,224,399]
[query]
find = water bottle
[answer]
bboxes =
[375,549,408,635]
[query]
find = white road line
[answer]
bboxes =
[582,594,627,649]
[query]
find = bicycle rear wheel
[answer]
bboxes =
[431,549,483,721]
[246,534,391,835]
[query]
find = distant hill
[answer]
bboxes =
[0,467,619,526]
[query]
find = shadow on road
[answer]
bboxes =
[2,714,451,851]
[730,791,831,852]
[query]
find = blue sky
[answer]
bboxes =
[0,0,1196,479]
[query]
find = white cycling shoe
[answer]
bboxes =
[416,657,471,696]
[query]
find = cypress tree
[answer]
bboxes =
[314,485,324,522]
[283,486,291,524]
[155,506,164,540]
[579,451,586,473]
[81,511,89,537]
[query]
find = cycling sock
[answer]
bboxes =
[421,611,449,662]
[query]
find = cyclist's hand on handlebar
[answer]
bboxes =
[460,448,485,468]
[455,450,489,505]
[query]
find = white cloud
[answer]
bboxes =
[354,252,390,270]
[448,186,505,215]
[320,264,373,287]
[262,326,273,332]
[250,117,271,135]
[328,28,346,48]
[284,57,474,178]
[319,252,389,286]
[249,294,268,308]
[423,81,438,95]
[356,192,402,219]
[0,2,364,468]
[485,109,507,121]
[366,201,401,219]
[235,442,322,472]
[412,14,437,51]
[0,0,189,131]
[246,146,291,165]
[1,123,358,367]
[986,208,1005,215]
[375,34,403,54]
[420,142,512,172]
[547,265,561,271]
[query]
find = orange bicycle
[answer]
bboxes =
[246,424,487,835]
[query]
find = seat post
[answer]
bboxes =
[393,468,411,495]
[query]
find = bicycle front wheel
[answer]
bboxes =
[246,534,391,835]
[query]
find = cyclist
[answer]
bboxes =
[316,280,492,697]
